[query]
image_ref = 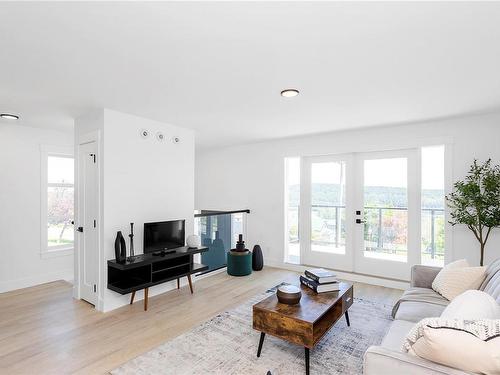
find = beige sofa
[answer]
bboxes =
[363,259,500,375]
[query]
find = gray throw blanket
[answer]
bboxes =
[391,287,449,318]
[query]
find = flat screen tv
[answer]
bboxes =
[143,220,185,254]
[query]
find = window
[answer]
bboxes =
[284,157,300,264]
[421,145,445,266]
[41,145,74,256]
[311,160,347,254]
[363,157,408,262]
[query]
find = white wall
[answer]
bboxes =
[196,111,500,277]
[75,109,195,312]
[0,123,74,292]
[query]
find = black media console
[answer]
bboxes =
[107,246,208,310]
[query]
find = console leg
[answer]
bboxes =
[177,278,180,289]
[144,288,149,311]
[345,310,350,327]
[305,347,310,375]
[257,332,265,357]
[187,274,194,294]
[130,291,136,305]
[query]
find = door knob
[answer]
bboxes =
[77,227,84,232]
[355,219,366,224]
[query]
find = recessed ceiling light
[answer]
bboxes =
[280,88,299,98]
[0,113,19,120]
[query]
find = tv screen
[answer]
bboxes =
[143,220,185,253]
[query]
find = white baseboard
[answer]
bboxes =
[266,259,409,290]
[0,268,74,293]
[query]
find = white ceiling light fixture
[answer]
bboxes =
[0,113,19,120]
[280,88,299,98]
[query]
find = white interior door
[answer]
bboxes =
[353,149,420,280]
[78,141,99,305]
[301,154,354,271]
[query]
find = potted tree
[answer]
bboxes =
[446,159,500,266]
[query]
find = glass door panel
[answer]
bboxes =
[301,155,354,271]
[311,161,346,254]
[363,158,408,262]
[354,149,418,280]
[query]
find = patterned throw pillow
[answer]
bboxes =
[403,318,500,374]
[432,259,486,300]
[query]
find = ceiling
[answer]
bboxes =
[1,2,500,149]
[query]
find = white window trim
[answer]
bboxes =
[40,144,74,259]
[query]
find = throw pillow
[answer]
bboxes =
[441,290,500,319]
[431,259,469,293]
[432,259,486,300]
[403,318,500,374]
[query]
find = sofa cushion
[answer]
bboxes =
[392,287,449,322]
[481,258,500,303]
[395,301,448,322]
[480,258,500,289]
[381,320,416,351]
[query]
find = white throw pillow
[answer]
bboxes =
[432,259,469,292]
[403,318,500,374]
[411,326,500,374]
[432,259,486,300]
[441,290,500,319]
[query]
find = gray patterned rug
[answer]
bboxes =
[112,285,393,375]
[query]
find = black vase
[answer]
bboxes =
[252,245,264,271]
[115,231,127,263]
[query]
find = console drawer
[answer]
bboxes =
[342,287,353,311]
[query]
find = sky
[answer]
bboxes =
[48,156,74,184]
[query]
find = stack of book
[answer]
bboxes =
[300,268,339,293]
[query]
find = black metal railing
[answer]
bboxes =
[287,205,444,259]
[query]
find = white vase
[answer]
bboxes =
[187,235,201,248]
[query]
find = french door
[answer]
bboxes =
[301,155,354,271]
[353,149,419,280]
[300,149,419,281]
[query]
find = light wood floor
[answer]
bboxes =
[0,267,402,375]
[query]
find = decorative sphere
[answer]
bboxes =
[186,235,201,248]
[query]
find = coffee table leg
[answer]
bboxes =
[257,332,266,357]
[345,310,350,327]
[305,347,310,375]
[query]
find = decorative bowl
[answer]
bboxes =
[276,285,302,305]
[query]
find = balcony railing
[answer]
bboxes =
[287,205,444,260]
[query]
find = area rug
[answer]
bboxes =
[112,285,393,375]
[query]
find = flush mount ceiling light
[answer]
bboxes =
[0,113,19,120]
[280,88,299,98]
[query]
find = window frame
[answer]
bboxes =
[283,139,453,276]
[40,144,74,258]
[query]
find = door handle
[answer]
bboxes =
[355,219,366,224]
[77,227,84,232]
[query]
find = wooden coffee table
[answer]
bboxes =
[253,282,353,375]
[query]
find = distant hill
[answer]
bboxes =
[288,184,444,209]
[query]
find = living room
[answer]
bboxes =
[1,2,499,375]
